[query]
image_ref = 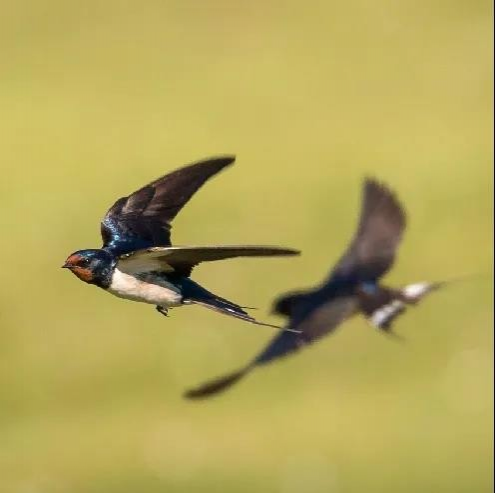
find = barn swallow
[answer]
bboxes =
[62,156,300,330]
[185,178,444,398]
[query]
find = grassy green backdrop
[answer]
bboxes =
[1,1,492,492]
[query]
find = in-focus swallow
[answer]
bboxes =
[63,156,300,330]
[185,178,445,398]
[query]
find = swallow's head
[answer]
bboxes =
[272,290,309,318]
[62,249,115,287]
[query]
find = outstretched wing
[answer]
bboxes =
[184,295,357,399]
[254,295,357,365]
[101,156,235,256]
[117,245,300,278]
[329,178,406,283]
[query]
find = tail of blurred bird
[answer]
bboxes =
[358,276,481,332]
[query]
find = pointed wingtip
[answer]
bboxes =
[205,155,236,167]
[184,368,249,400]
[279,248,301,256]
[262,246,301,256]
[363,176,397,200]
[185,155,236,174]
[362,175,407,227]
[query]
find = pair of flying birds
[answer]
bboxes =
[63,156,441,398]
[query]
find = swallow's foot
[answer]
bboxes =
[156,306,169,317]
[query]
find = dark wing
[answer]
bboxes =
[254,295,357,365]
[329,178,406,283]
[184,295,357,399]
[185,368,249,399]
[117,245,300,277]
[101,156,235,255]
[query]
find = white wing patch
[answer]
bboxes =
[367,280,440,330]
[370,299,406,329]
[402,282,434,301]
[117,253,174,276]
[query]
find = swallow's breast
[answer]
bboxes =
[108,268,183,307]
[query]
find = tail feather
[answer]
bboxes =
[359,281,443,331]
[401,281,443,303]
[184,298,275,327]
[181,279,300,333]
[368,298,407,331]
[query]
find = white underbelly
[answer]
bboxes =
[108,268,183,307]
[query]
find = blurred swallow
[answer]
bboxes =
[185,178,445,399]
[63,156,300,330]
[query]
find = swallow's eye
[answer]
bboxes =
[79,258,89,267]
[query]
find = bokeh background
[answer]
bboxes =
[1,1,493,492]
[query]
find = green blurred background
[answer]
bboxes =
[1,1,492,492]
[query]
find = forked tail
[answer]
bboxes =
[358,281,443,331]
[181,279,300,333]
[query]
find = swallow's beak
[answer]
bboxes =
[61,262,71,269]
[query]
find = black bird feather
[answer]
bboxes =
[101,156,235,256]
[329,178,406,283]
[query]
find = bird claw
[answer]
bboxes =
[156,306,169,317]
